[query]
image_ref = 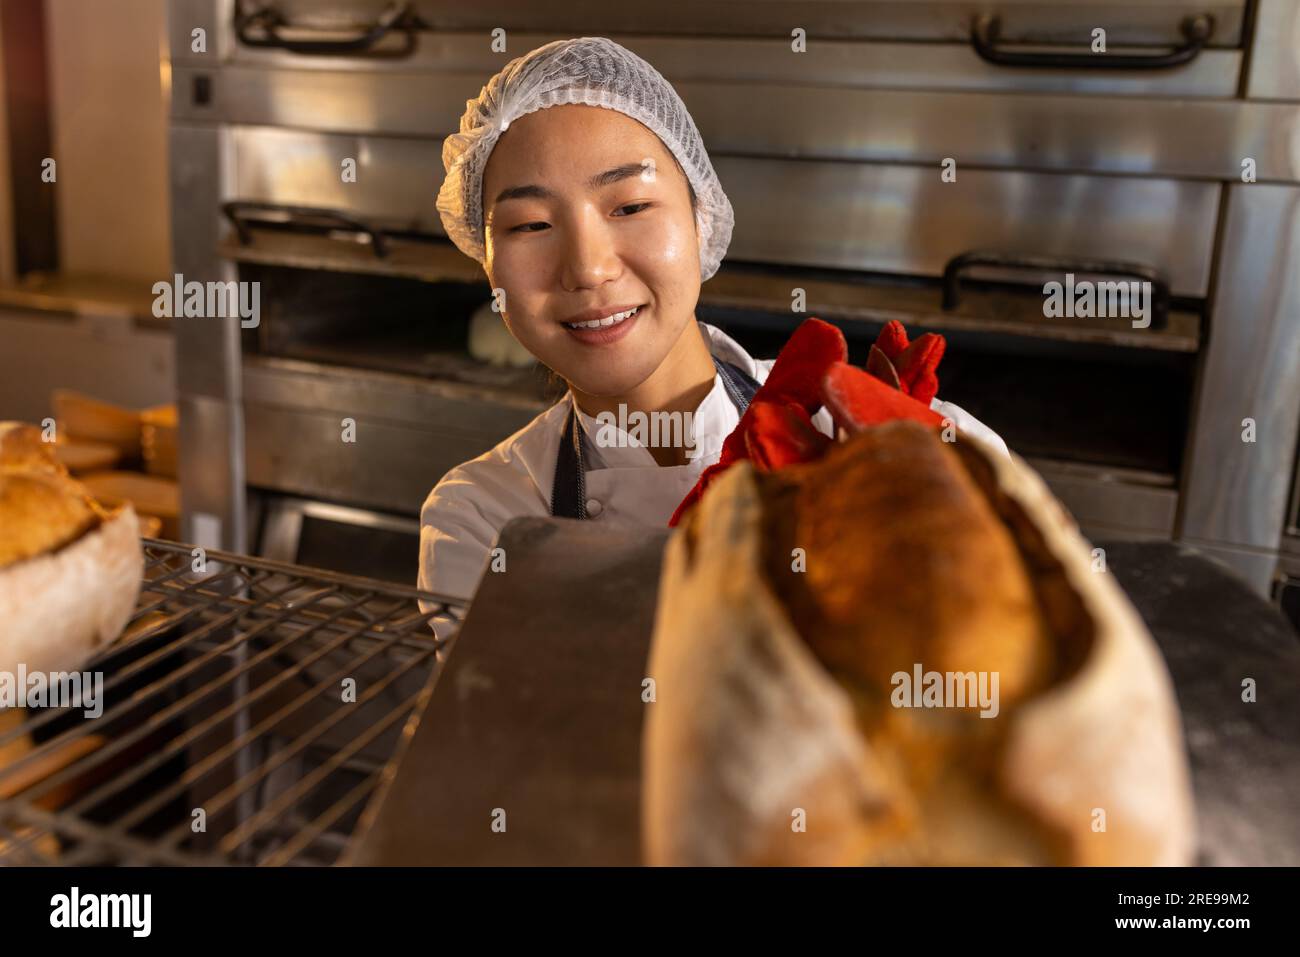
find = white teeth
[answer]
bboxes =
[568,306,639,330]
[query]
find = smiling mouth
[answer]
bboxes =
[564,305,642,330]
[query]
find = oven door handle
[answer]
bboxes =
[971,14,1213,70]
[941,251,1170,330]
[234,2,416,57]
[221,201,389,258]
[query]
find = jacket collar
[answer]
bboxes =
[569,321,755,470]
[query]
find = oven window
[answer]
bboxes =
[295,513,421,588]
[237,262,557,402]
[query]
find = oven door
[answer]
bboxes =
[256,494,422,586]
[177,0,1250,99]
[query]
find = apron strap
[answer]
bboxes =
[550,355,762,520]
[550,401,588,519]
[716,357,760,408]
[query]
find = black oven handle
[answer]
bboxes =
[971,14,1214,70]
[234,2,416,57]
[941,251,1170,330]
[221,201,389,258]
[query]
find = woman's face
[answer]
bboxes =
[481,104,701,397]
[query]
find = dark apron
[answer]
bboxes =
[550,356,761,519]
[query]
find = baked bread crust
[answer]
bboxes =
[643,422,1194,866]
[1,423,103,569]
[0,473,100,569]
[0,422,143,676]
[758,423,1053,711]
[0,423,60,474]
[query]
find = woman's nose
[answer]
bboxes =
[560,211,621,290]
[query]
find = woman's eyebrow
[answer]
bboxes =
[587,162,648,190]
[492,162,650,205]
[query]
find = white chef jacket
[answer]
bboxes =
[418,321,1008,637]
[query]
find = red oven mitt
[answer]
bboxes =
[866,320,946,406]
[669,318,845,527]
[668,318,948,527]
[822,361,945,433]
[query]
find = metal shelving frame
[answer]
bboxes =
[0,540,464,866]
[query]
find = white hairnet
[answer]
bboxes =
[436,36,734,281]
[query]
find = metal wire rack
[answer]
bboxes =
[0,539,465,866]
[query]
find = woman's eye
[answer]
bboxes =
[506,204,649,232]
[613,202,652,217]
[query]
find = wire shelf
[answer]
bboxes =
[0,539,464,866]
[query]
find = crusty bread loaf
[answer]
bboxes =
[0,423,61,474]
[0,473,100,569]
[2,421,104,567]
[645,421,1194,866]
[757,423,1053,710]
[0,423,143,676]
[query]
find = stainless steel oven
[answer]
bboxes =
[167,0,1300,596]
